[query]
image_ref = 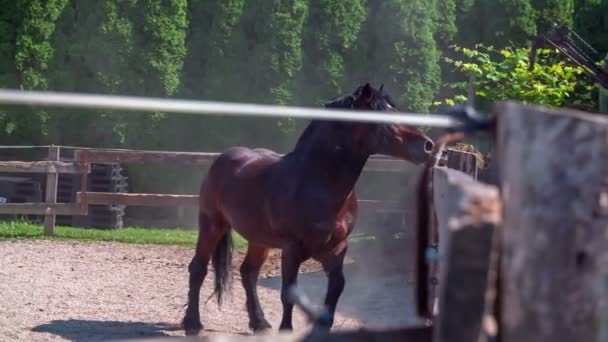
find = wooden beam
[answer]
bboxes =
[74,149,218,166]
[77,192,401,210]
[364,158,410,172]
[73,149,410,172]
[432,167,501,342]
[0,160,88,174]
[497,102,608,342]
[0,203,85,216]
[357,199,401,211]
[43,146,59,236]
[78,192,199,207]
[445,148,478,179]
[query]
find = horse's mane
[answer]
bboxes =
[293,95,353,152]
[293,84,395,153]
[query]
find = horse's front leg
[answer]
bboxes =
[240,243,272,332]
[316,243,348,331]
[279,242,305,331]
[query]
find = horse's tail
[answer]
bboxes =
[210,229,233,307]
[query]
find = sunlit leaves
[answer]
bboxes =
[435,44,596,108]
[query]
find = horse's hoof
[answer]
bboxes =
[279,325,293,332]
[184,327,202,336]
[183,320,203,336]
[251,319,272,334]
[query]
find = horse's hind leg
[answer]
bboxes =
[316,243,348,331]
[240,243,272,332]
[279,242,305,331]
[183,213,225,336]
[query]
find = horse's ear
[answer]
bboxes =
[355,82,373,101]
[379,83,384,92]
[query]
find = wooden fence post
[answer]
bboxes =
[432,167,501,342]
[43,145,60,236]
[497,102,608,342]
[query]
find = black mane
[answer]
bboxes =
[293,83,395,153]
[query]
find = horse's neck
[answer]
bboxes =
[290,120,369,210]
[296,148,369,209]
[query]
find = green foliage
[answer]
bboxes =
[298,0,367,105]
[455,0,537,48]
[531,0,574,33]
[574,0,608,54]
[180,0,246,100]
[14,0,68,89]
[436,45,596,108]
[43,0,188,149]
[239,0,308,105]
[433,0,457,49]
[132,0,188,97]
[349,0,441,112]
[178,0,309,152]
[0,0,68,145]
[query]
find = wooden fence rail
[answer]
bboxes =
[0,146,419,235]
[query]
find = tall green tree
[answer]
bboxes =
[180,0,246,100]
[574,0,608,54]
[178,0,308,151]
[348,0,441,112]
[433,0,458,50]
[46,0,188,148]
[298,0,367,105]
[455,0,537,48]
[0,0,67,145]
[531,0,574,33]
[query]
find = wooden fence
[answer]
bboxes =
[1,147,470,235]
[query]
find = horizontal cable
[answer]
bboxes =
[0,89,459,127]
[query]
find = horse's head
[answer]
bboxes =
[322,83,434,165]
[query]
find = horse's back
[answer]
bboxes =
[199,147,280,232]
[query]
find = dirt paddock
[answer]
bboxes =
[0,239,419,341]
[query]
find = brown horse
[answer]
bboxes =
[182,83,434,336]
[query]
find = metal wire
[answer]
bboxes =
[0,89,459,127]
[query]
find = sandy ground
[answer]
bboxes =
[0,239,419,341]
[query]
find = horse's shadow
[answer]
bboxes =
[31,319,179,341]
[258,259,418,329]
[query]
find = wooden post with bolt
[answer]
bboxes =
[43,145,60,236]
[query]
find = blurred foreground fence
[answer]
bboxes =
[118,102,607,342]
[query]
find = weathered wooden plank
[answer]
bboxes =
[445,148,478,179]
[0,203,85,215]
[73,149,409,172]
[497,101,608,342]
[77,192,200,207]
[43,146,59,236]
[432,167,501,342]
[0,160,88,174]
[76,192,401,210]
[74,149,219,165]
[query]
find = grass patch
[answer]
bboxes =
[0,221,248,249]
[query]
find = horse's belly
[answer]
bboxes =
[220,204,284,249]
